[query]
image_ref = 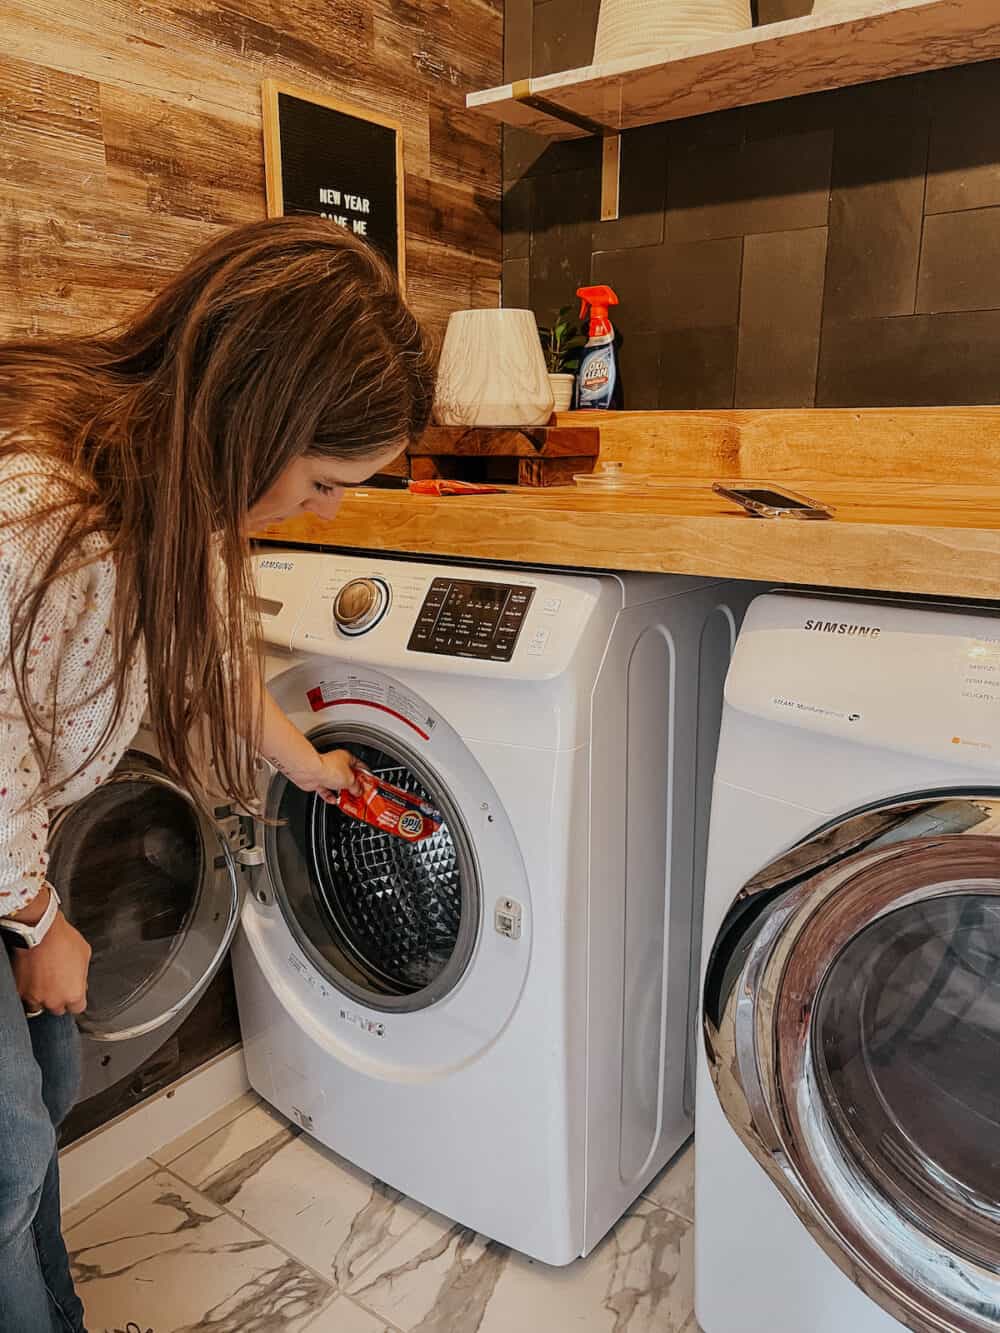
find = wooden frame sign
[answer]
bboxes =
[261,79,405,286]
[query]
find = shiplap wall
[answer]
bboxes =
[1,1,502,341]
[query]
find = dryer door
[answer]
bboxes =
[704,793,1000,1333]
[264,723,480,1014]
[50,747,242,1091]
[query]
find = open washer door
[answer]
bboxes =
[705,793,1000,1333]
[50,741,243,1100]
[265,723,481,1015]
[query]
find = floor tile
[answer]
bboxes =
[65,1169,335,1333]
[643,1140,694,1222]
[348,1197,694,1332]
[61,1158,158,1233]
[150,1091,260,1166]
[169,1104,431,1290]
[303,1294,403,1331]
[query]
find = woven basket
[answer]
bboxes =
[593,0,752,66]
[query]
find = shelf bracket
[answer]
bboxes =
[510,80,613,137]
[601,133,621,221]
[510,81,621,223]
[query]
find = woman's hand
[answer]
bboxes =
[297,748,365,803]
[12,911,91,1016]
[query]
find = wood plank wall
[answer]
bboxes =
[1,0,503,342]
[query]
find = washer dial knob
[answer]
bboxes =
[333,578,389,635]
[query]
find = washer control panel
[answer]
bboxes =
[407,578,535,662]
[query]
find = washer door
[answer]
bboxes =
[704,793,1000,1333]
[265,723,481,1014]
[50,748,241,1080]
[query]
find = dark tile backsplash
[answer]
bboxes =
[502,3,1000,406]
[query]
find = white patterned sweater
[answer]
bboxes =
[0,454,147,913]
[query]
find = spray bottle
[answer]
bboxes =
[574,285,621,410]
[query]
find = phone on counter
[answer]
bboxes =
[712,482,833,520]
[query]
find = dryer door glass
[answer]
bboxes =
[704,794,1000,1332]
[50,755,241,1040]
[814,893,1000,1271]
[266,725,480,1013]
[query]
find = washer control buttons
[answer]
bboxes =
[333,578,390,635]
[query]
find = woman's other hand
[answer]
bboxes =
[12,910,91,1016]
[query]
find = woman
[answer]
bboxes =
[0,216,434,1332]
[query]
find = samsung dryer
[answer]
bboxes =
[697,591,1000,1333]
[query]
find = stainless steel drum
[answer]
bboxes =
[265,725,481,1014]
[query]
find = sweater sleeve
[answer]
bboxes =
[0,463,96,913]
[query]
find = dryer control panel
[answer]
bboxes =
[407,578,534,662]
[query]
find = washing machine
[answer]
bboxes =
[50,726,249,1103]
[696,591,1000,1333]
[233,549,756,1265]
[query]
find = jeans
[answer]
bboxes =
[0,945,86,1332]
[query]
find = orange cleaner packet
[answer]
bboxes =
[336,769,443,843]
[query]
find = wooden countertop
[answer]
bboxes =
[252,478,1000,601]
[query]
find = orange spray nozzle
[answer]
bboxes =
[577,284,619,321]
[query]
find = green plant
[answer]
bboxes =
[538,306,587,375]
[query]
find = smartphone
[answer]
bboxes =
[712,482,833,520]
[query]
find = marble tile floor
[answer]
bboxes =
[62,1094,698,1333]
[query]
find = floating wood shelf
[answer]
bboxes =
[467,0,1000,138]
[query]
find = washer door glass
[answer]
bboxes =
[266,725,480,1013]
[50,755,241,1040]
[814,893,1000,1270]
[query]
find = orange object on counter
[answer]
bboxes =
[408,479,502,496]
[336,769,443,842]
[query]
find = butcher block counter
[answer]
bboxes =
[251,408,1000,601]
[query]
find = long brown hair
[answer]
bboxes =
[0,217,434,807]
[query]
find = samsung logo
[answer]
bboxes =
[259,559,294,571]
[804,619,881,639]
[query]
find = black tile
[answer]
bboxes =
[668,106,745,156]
[504,0,533,80]
[735,227,827,407]
[746,70,928,143]
[592,123,669,251]
[532,0,600,77]
[618,330,661,410]
[823,121,928,320]
[817,310,1000,406]
[925,59,1000,120]
[502,257,531,309]
[503,126,602,183]
[503,174,534,259]
[593,236,742,333]
[666,130,832,242]
[926,121,1000,215]
[755,0,810,20]
[530,164,601,324]
[916,208,1000,314]
[926,66,1000,214]
[659,327,738,409]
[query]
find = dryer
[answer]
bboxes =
[235,549,756,1265]
[697,591,1000,1333]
